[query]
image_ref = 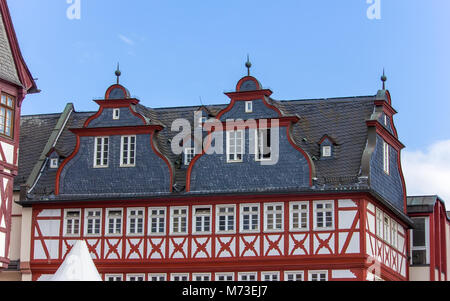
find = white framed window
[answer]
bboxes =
[322,145,332,158]
[105,274,123,281]
[390,219,398,249]
[171,207,188,235]
[383,141,390,175]
[238,272,257,281]
[120,135,136,167]
[113,108,120,120]
[240,204,260,233]
[245,101,253,113]
[215,273,234,281]
[127,208,144,236]
[148,274,166,281]
[216,205,236,234]
[149,207,166,235]
[226,130,244,163]
[193,273,211,281]
[411,217,429,265]
[106,209,123,236]
[309,271,328,281]
[64,209,81,236]
[384,114,388,126]
[261,272,279,281]
[376,208,383,238]
[383,214,391,244]
[285,271,304,281]
[264,203,284,232]
[85,209,102,236]
[184,147,195,166]
[94,137,109,167]
[127,274,145,281]
[50,158,59,169]
[193,206,212,234]
[255,128,272,161]
[171,273,189,281]
[313,201,334,230]
[290,202,309,231]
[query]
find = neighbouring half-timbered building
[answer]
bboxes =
[2,63,449,281]
[0,0,38,272]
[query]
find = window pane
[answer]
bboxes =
[412,250,427,265]
[412,218,426,247]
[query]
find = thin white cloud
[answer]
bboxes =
[118,34,135,46]
[402,140,450,209]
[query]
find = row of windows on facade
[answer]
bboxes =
[63,202,334,237]
[75,132,391,170]
[83,129,336,170]
[105,270,328,282]
[0,93,15,138]
[62,202,403,251]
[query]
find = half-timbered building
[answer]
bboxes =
[5,63,426,282]
[0,0,38,272]
[0,47,444,281]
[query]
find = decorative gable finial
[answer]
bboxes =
[245,55,252,76]
[115,63,121,84]
[381,68,387,90]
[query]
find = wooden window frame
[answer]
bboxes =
[0,93,15,139]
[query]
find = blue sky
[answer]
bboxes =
[8,0,450,204]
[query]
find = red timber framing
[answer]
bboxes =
[28,192,409,281]
[0,0,37,269]
[409,200,449,281]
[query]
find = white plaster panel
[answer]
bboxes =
[338,199,357,208]
[126,239,143,259]
[332,270,356,279]
[0,142,14,164]
[45,240,59,259]
[215,237,235,258]
[240,236,259,257]
[191,237,211,258]
[37,220,60,237]
[33,240,47,260]
[367,202,375,213]
[264,235,284,256]
[0,232,5,257]
[38,209,61,218]
[169,238,188,259]
[338,210,357,229]
[148,238,166,259]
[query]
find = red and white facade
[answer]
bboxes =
[0,0,37,269]
[29,193,409,281]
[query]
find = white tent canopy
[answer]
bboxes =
[51,240,102,281]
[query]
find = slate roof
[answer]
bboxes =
[15,113,61,190]
[18,95,378,200]
[0,9,20,86]
[407,196,450,219]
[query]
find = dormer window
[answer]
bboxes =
[113,109,120,120]
[319,135,336,159]
[255,128,271,161]
[50,158,59,169]
[322,146,332,158]
[245,101,253,113]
